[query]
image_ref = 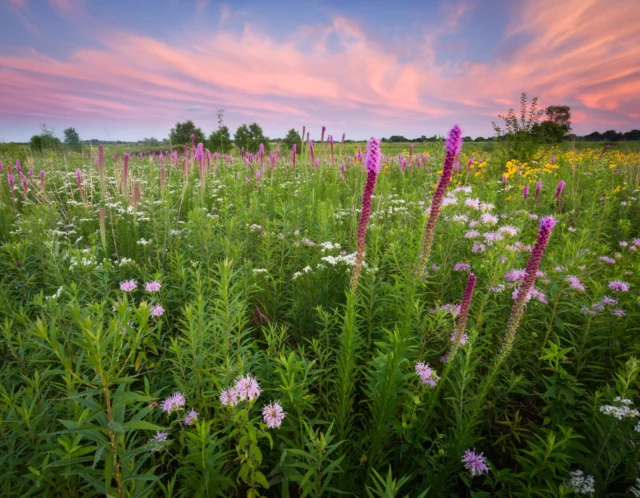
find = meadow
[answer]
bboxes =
[1,130,640,497]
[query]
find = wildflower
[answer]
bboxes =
[120,280,137,292]
[415,361,439,387]
[461,449,490,477]
[234,374,261,401]
[619,241,628,247]
[535,181,542,202]
[145,281,162,292]
[498,225,519,237]
[151,304,165,317]
[599,256,616,264]
[184,409,198,426]
[440,354,450,363]
[567,470,595,495]
[161,392,185,413]
[262,402,286,429]
[480,213,498,225]
[505,269,526,282]
[220,388,239,407]
[608,280,630,292]
[472,243,486,253]
[565,276,585,291]
[148,431,169,450]
[599,397,640,419]
[351,137,381,293]
[611,308,625,317]
[465,230,481,239]
[417,124,462,274]
[454,262,470,272]
[450,272,476,355]
[523,184,529,200]
[601,296,618,305]
[555,180,565,199]
[499,216,556,362]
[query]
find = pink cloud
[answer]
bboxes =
[1,0,639,139]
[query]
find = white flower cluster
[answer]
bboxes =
[599,397,640,420]
[319,242,341,252]
[253,268,268,274]
[118,257,135,266]
[567,470,595,495]
[46,286,64,301]
[631,478,640,497]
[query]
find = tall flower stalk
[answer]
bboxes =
[416,124,462,275]
[535,180,542,202]
[449,272,476,360]
[497,216,557,364]
[350,137,381,294]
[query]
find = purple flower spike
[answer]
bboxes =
[350,137,381,293]
[417,124,462,274]
[535,181,542,202]
[555,180,565,199]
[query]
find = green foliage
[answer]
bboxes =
[235,123,269,153]
[282,128,302,154]
[30,124,61,152]
[1,138,640,496]
[207,125,233,154]
[169,120,205,146]
[63,127,81,147]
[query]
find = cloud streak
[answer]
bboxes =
[0,0,639,140]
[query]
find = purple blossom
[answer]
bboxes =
[220,387,239,407]
[184,409,198,425]
[161,392,186,413]
[462,449,490,477]
[151,304,165,317]
[351,137,381,292]
[148,431,169,451]
[120,280,137,292]
[234,374,261,401]
[599,256,616,264]
[145,281,162,292]
[454,262,471,272]
[262,402,286,429]
[523,184,529,200]
[608,280,629,292]
[505,269,526,282]
[535,181,542,202]
[415,361,439,388]
[611,308,625,317]
[565,276,585,291]
[417,125,462,274]
[555,180,565,199]
[464,230,481,239]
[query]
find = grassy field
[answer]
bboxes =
[1,134,640,496]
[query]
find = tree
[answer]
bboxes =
[234,122,269,153]
[282,128,302,153]
[532,121,566,143]
[63,127,80,147]
[30,124,61,152]
[492,93,546,162]
[169,120,205,146]
[545,105,571,132]
[207,125,233,153]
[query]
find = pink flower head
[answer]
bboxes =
[262,401,286,429]
[234,374,261,401]
[145,281,162,292]
[151,304,165,317]
[454,262,471,272]
[161,392,185,413]
[451,331,468,345]
[608,280,629,292]
[415,361,439,387]
[535,181,542,202]
[184,409,198,425]
[220,387,239,407]
[446,124,463,156]
[555,180,565,199]
[523,184,529,199]
[120,280,137,292]
[462,449,490,477]
[364,137,382,174]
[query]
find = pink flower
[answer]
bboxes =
[161,392,185,413]
[415,361,439,387]
[454,262,471,272]
[145,281,162,292]
[234,374,261,401]
[262,402,286,429]
[120,280,137,292]
[462,449,490,477]
[184,409,198,425]
[151,304,165,317]
[608,280,629,292]
[220,388,239,407]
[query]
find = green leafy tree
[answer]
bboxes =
[545,105,571,132]
[30,124,61,152]
[492,93,545,162]
[207,125,233,153]
[234,122,269,153]
[169,120,205,146]
[63,127,80,147]
[532,121,567,144]
[282,128,302,153]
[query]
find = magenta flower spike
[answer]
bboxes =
[417,124,462,275]
[8,172,15,190]
[98,145,105,176]
[75,169,82,190]
[0,161,3,172]
[523,184,529,200]
[292,144,297,169]
[409,143,414,161]
[550,155,556,165]
[535,181,542,202]
[309,140,315,165]
[22,178,28,196]
[40,170,45,189]
[499,216,557,362]
[450,272,476,358]
[16,159,21,171]
[350,137,381,293]
[502,175,508,189]
[160,165,166,188]
[555,180,565,199]
[190,134,195,149]
[455,159,460,174]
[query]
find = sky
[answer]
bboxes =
[0,0,639,142]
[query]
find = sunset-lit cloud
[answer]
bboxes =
[0,0,638,141]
